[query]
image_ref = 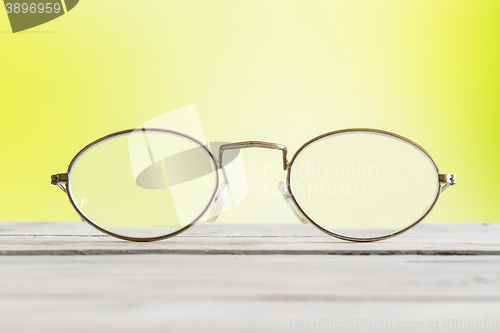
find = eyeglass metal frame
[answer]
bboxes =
[51,128,457,243]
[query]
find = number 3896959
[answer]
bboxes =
[5,3,62,14]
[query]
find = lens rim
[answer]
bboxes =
[65,128,220,242]
[286,128,441,242]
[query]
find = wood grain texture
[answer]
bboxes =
[0,222,499,333]
[0,222,499,255]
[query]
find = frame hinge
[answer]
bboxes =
[50,173,68,193]
[51,173,68,193]
[439,174,457,192]
[439,174,457,185]
[51,173,68,185]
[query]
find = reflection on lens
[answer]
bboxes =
[69,129,217,239]
[290,131,439,239]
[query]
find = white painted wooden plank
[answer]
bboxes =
[1,299,498,333]
[0,223,499,332]
[0,255,499,333]
[0,223,499,255]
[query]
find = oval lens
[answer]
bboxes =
[68,129,218,239]
[290,131,439,239]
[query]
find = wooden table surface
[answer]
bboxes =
[0,222,499,333]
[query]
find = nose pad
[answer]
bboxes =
[278,181,309,224]
[207,182,228,223]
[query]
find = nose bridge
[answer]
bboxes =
[219,141,289,170]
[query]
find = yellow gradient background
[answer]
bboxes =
[0,0,498,223]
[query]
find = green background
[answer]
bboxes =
[0,0,498,223]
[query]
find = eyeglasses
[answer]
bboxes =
[51,128,456,243]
